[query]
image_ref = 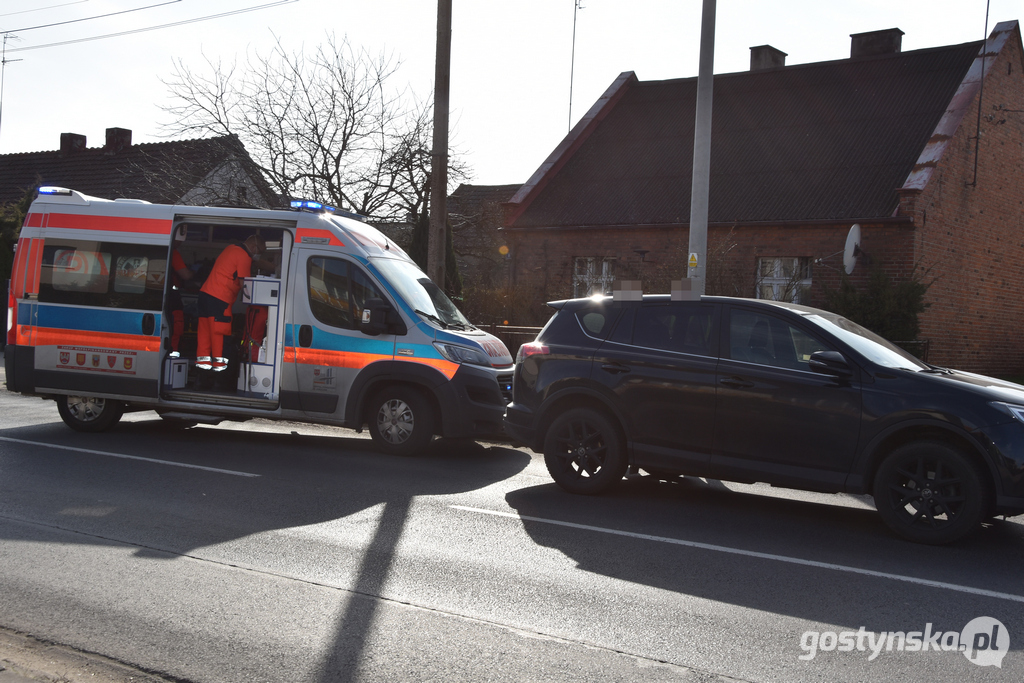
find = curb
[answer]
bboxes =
[0,628,178,683]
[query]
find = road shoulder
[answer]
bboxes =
[0,627,176,683]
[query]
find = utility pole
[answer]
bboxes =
[686,0,715,295]
[428,0,452,286]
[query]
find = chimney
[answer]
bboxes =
[60,133,87,155]
[850,28,904,58]
[750,45,787,71]
[104,127,132,154]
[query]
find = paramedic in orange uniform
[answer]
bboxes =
[196,234,271,375]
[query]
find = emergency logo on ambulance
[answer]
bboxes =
[312,367,336,391]
[57,346,138,375]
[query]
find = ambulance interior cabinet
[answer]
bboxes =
[238,277,280,400]
[242,277,279,306]
[164,358,188,389]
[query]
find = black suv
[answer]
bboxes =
[503,295,1024,544]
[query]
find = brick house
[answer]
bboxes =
[0,127,278,207]
[448,183,521,289]
[502,21,1024,375]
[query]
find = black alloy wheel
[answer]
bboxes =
[873,440,989,545]
[543,408,627,495]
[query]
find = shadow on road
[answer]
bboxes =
[0,415,530,680]
[0,418,527,556]
[504,474,1024,637]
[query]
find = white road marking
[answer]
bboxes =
[452,505,1024,604]
[0,436,260,477]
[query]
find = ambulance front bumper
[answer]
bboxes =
[438,364,513,439]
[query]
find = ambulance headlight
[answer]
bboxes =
[433,342,491,367]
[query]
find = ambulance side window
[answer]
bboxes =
[39,240,166,311]
[307,256,384,331]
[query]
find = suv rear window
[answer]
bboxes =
[608,302,717,356]
[633,304,715,356]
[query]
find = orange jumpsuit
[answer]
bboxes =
[196,244,253,371]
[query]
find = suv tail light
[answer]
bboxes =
[517,341,549,363]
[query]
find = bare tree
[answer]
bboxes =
[160,33,462,222]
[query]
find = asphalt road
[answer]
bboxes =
[1,360,1023,682]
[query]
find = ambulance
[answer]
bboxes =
[5,187,514,455]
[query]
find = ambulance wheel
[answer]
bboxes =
[367,387,435,456]
[57,395,124,433]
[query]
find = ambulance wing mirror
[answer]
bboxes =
[360,298,405,336]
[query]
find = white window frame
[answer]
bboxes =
[573,257,616,297]
[756,257,812,304]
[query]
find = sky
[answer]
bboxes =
[0,0,1017,187]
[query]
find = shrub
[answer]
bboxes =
[822,266,932,342]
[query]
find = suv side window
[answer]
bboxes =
[307,256,384,330]
[568,303,629,341]
[631,303,716,356]
[607,306,635,345]
[576,308,613,338]
[728,309,829,370]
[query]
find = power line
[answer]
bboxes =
[7,0,299,53]
[5,0,181,34]
[0,1,90,19]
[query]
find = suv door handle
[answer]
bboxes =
[600,362,630,374]
[719,376,754,389]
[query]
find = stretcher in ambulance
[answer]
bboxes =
[5,187,514,455]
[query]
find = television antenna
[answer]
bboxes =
[0,33,24,147]
[568,0,584,131]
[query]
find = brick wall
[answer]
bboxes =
[506,222,914,330]
[906,34,1024,373]
[507,35,1024,375]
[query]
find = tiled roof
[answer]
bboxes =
[0,134,276,206]
[508,40,984,229]
[449,183,521,218]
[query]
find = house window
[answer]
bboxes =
[756,257,812,303]
[573,257,616,297]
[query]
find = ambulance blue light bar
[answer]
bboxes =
[289,199,368,222]
[38,186,73,196]
[290,199,336,212]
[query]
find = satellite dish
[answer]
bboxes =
[843,223,861,275]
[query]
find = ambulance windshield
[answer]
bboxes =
[370,257,473,330]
